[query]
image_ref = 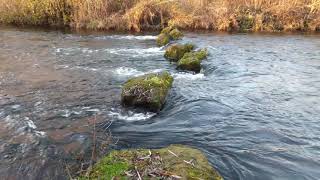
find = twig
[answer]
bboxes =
[139,150,152,160]
[183,159,195,167]
[64,161,73,180]
[168,150,178,157]
[135,166,142,180]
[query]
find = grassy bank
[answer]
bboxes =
[1,0,320,32]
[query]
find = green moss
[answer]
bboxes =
[82,145,223,180]
[121,71,173,112]
[156,33,170,46]
[161,26,175,34]
[169,28,184,40]
[164,43,194,61]
[177,49,208,73]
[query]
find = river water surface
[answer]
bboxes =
[0,26,320,180]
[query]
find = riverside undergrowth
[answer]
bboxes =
[1,0,319,32]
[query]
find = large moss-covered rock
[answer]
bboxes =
[169,28,184,40]
[156,33,170,46]
[83,144,223,180]
[121,72,173,112]
[161,26,175,34]
[164,43,194,61]
[177,49,208,73]
[157,27,184,46]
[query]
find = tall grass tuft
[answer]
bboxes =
[0,0,319,32]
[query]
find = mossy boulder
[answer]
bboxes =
[156,33,170,46]
[161,26,175,34]
[177,49,208,73]
[164,43,194,61]
[121,72,173,112]
[83,144,223,180]
[169,28,184,40]
[157,27,184,46]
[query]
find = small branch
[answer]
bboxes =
[135,166,142,180]
[64,161,73,180]
[168,150,178,157]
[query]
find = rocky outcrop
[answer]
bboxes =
[84,144,223,180]
[177,49,208,73]
[121,72,173,112]
[164,43,194,61]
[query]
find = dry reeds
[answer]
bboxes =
[0,0,319,32]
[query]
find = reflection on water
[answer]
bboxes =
[0,26,320,180]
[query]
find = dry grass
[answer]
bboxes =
[0,0,320,32]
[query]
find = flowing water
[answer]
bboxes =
[0,26,320,180]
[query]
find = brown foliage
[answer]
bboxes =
[0,0,319,32]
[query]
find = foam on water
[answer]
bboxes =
[172,72,205,80]
[3,115,46,137]
[106,47,163,57]
[114,67,144,77]
[113,67,164,77]
[96,35,157,40]
[54,46,163,58]
[108,109,156,121]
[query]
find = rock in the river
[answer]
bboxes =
[177,49,208,73]
[83,144,223,180]
[164,43,194,61]
[156,33,170,46]
[156,27,184,46]
[161,26,175,34]
[169,28,184,40]
[121,72,173,112]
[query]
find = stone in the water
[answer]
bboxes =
[157,27,184,46]
[121,72,173,112]
[177,49,208,73]
[164,43,194,61]
[169,28,184,40]
[161,26,175,34]
[156,33,170,46]
[83,144,223,180]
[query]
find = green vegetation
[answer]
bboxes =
[178,49,208,73]
[121,71,173,112]
[164,43,194,61]
[1,0,319,32]
[81,145,223,180]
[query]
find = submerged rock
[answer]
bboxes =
[156,33,170,46]
[121,72,173,112]
[164,43,194,61]
[84,144,223,180]
[177,49,208,73]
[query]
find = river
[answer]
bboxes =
[0,26,320,180]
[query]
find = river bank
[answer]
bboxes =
[1,0,320,32]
